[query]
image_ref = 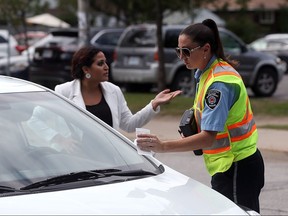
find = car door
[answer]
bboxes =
[219,29,258,84]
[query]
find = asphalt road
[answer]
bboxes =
[155,150,288,216]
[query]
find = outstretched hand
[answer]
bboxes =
[152,89,182,110]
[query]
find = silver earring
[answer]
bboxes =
[85,73,91,79]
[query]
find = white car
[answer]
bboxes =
[0,31,53,79]
[0,76,259,215]
[0,29,19,59]
[0,29,77,80]
[249,33,288,73]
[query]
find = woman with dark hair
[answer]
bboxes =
[137,19,265,213]
[55,45,181,132]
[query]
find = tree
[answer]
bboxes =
[0,0,49,60]
[0,0,49,34]
[0,0,49,75]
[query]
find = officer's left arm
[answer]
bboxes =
[201,82,239,132]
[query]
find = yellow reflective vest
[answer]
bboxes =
[193,59,258,176]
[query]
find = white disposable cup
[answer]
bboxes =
[135,128,153,156]
[136,128,150,137]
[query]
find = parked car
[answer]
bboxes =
[90,27,125,82]
[0,29,19,59]
[14,31,48,53]
[29,27,124,89]
[111,24,286,97]
[0,54,30,80]
[248,33,288,73]
[29,28,79,89]
[0,29,75,80]
[0,75,258,215]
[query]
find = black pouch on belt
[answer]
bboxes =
[178,109,203,156]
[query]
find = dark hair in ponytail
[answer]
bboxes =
[180,19,238,68]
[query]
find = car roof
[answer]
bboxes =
[48,27,125,40]
[124,23,187,30]
[264,33,288,40]
[0,29,10,37]
[0,76,46,93]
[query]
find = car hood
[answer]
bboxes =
[0,166,248,215]
[244,48,279,60]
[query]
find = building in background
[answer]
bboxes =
[204,0,288,37]
[163,8,226,27]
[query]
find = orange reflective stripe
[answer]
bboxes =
[228,113,254,130]
[243,97,250,120]
[216,61,230,67]
[228,97,252,130]
[198,64,239,110]
[216,132,228,139]
[203,146,231,154]
[230,124,257,142]
[197,61,219,110]
[198,72,213,110]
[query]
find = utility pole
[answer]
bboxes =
[77,0,89,48]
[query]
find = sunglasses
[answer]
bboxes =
[175,46,201,58]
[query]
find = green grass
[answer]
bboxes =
[250,98,288,116]
[124,92,194,116]
[124,92,288,130]
[124,92,288,116]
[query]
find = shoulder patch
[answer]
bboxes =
[205,89,221,110]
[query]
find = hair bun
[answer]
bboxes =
[202,19,217,29]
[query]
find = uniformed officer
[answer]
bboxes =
[137,18,265,213]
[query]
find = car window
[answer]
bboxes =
[164,29,182,48]
[220,31,242,54]
[0,91,158,189]
[250,38,288,51]
[250,38,267,50]
[120,27,156,47]
[45,36,78,46]
[267,40,288,49]
[0,35,7,43]
[94,31,123,46]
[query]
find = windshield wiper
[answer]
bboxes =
[20,168,121,190]
[0,185,23,193]
[104,169,158,177]
[20,168,159,190]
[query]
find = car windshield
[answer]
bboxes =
[120,27,156,47]
[0,91,160,190]
[250,38,288,50]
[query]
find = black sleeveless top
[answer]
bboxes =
[86,96,113,127]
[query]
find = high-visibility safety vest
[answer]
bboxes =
[193,59,258,176]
